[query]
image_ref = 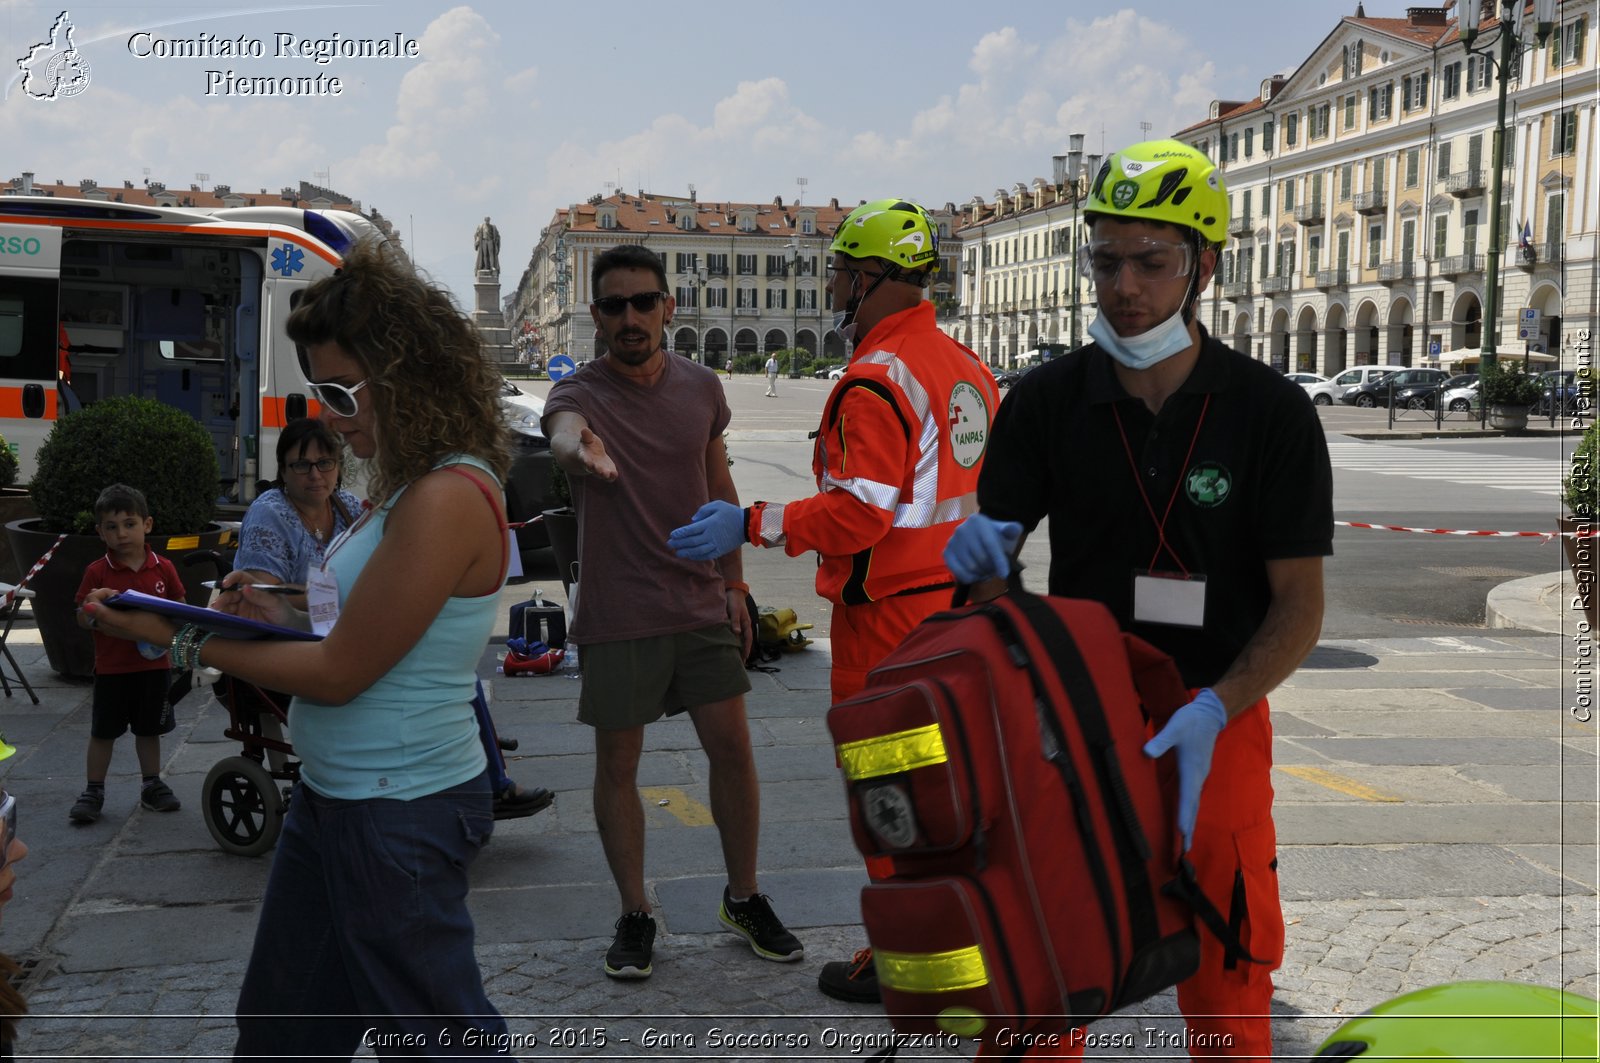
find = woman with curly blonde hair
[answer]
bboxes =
[84,239,516,1057]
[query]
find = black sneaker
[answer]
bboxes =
[718,887,803,962]
[140,779,181,813]
[69,788,103,825]
[604,910,655,980]
[818,947,881,1003]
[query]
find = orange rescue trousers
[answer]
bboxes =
[972,699,1283,1061]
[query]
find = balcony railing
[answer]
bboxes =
[1314,267,1349,289]
[1377,260,1416,282]
[1220,277,1253,298]
[733,306,759,316]
[1445,170,1485,196]
[1517,241,1565,269]
[1293,201,1325,225]
[1259,276,1292,294]
[1228,213,1254,237]
[1353,189,1386,214]
[1438,253,1483,276]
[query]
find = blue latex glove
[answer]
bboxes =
[667,500,747,560]
[1142,687,1228,852]
[943,514,1024,584]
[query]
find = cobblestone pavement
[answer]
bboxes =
[2,588,1595,1059]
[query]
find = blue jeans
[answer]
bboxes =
[234,770,511,1060]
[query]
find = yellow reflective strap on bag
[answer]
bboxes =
[836,723,947,781]
[875,945,990,993]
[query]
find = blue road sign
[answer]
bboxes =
[1429,339,1442,357]
[547,354,576,381]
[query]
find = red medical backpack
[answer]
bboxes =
[827,587,1225,1044]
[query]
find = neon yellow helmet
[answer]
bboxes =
[829,198,940,275]
[0,734,13,761]
[1084,139,1229,247]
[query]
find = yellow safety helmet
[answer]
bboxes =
[1084,138,1229,247]
[829,198,940,275]
[0,733,14,761]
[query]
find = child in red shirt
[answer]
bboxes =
[69,485,185,824]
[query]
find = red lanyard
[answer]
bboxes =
[1112,394,1210,575]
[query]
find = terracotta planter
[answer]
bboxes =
[1561,516,1599,630]
[5,519,232,678]
[1488,404,1530,432]
[542,507,579,595]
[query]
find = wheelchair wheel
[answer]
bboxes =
[203,756,284,857]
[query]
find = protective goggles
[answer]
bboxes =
[592,291,669,316]
[0,790,16,873]
[306,379,368,418]
[1077,238,1195,287]
[285,458,338,475]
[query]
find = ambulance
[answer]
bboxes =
[0,197,380,500]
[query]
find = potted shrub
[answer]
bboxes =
[1479,363,1543,432]
[7,396,226,677]
[0,432,37,585]
[1562,418,1600,628]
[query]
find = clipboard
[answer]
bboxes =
[102,590,322,641]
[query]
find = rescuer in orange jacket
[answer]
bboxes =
[667,197,1000,1004]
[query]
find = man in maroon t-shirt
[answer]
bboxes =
[542,244,802,983]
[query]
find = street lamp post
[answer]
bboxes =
[787,242,802,378]
[1052,135,1101,352]
[693,264,707,365]
[1460,0,1556,375]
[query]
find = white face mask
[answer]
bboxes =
[1088,305,1193,370]
[832,311,857,344]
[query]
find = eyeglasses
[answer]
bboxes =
[0,791,16,874]
[285,458,338,475]
[825,264,884,283]
[307,379,368,418]
[592,291,669,316]
[1077,239,1195,287]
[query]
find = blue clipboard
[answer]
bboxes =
[102,590,322,641]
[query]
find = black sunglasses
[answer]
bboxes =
[593,291,669,316]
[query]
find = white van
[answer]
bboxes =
[1303,365,1396,406]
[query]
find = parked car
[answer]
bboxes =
[1303,365,1396,406]
[813,363,842,379]
[828,364,848,380]
[1340,368,1448,408]
[1392,371,1477,410]
[995,366,1034,388]
[1535,370,1579,416]
[1441,380,1480,412]
[1286,372,1328,387]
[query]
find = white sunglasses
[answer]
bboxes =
[307,379,368,418]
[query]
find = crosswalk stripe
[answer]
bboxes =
[1326,440,1564,496]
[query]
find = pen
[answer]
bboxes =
[203,580,301,595]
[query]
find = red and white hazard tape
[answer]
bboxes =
[3,533,67,608]
[507,514,545,531]
[1338,520,1590,540]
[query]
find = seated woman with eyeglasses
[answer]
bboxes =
[234,420,552,823]
[82,240,519,1056]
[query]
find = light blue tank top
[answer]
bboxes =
[289,455,502,800]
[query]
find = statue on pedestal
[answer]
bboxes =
[474,216,501,274]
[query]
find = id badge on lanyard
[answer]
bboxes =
[305,508,366,636]
[1114,396,1211,628]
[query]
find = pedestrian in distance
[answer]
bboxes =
[82,239,518,1058]
[233,417,553,822]
[725,357,734,379]
[541,244,803,982]
[667,198,1000,1004]
[944,139,1333,1061]
[764,353,779,396]
[70,484,185,824]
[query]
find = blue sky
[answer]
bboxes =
[2,0,1373,301]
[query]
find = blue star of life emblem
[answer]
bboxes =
[271,243,305,276]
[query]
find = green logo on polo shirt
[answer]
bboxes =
[948,381,990,468]
[1185,463,1232,507]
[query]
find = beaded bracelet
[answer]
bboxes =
[186,632,216,672]
[169,623,200,667]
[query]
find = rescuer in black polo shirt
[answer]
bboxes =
[945,139,1333,1062]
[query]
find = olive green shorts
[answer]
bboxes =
[577,624,751,730]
